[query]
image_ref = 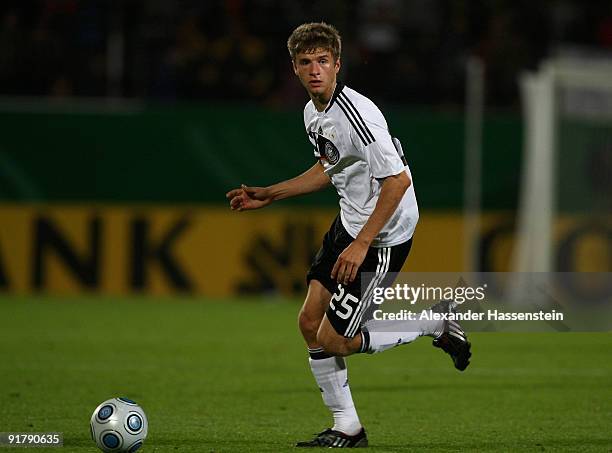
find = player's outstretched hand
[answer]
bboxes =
[226,184,273,211]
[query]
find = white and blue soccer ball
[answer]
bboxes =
[90,397,148,452]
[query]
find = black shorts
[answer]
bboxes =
[307,214,413,338]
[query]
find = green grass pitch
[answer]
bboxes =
[0,296,610,452]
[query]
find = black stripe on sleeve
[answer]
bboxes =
[337,99,370,146]
[338,96,372,146]
[339,92,376,144]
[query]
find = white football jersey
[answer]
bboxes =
[304,83,419,247]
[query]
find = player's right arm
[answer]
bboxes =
[225,162,330,211]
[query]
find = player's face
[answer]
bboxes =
[293,49,340,103]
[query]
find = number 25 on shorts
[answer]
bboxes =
[329,285,360,320]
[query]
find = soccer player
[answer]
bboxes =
[226,22,471,448]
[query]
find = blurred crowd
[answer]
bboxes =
[1,0,612,107]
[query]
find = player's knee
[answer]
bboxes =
[298,309,320,339]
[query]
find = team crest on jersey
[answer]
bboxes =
[324,141,340,164]
[315,128,340,165]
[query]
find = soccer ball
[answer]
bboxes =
[90,397,148,452]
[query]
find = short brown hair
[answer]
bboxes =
[287,22,341,61]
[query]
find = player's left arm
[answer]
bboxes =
[331,171,410,285]
[332,102,411,285]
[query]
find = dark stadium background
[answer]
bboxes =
[0,2,610,452]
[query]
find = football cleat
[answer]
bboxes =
[296,428,368,448]
[431,300,472,371]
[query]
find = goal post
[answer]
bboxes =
[513,57,612,275]
[463,56,485,273]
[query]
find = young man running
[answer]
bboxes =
[226,22,471,448]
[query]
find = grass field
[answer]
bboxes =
[0,296,611,452]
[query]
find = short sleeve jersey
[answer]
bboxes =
[304,83,419,247]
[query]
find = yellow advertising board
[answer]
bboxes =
[0,204,607,296]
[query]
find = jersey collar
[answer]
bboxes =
[324,81,344,113]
